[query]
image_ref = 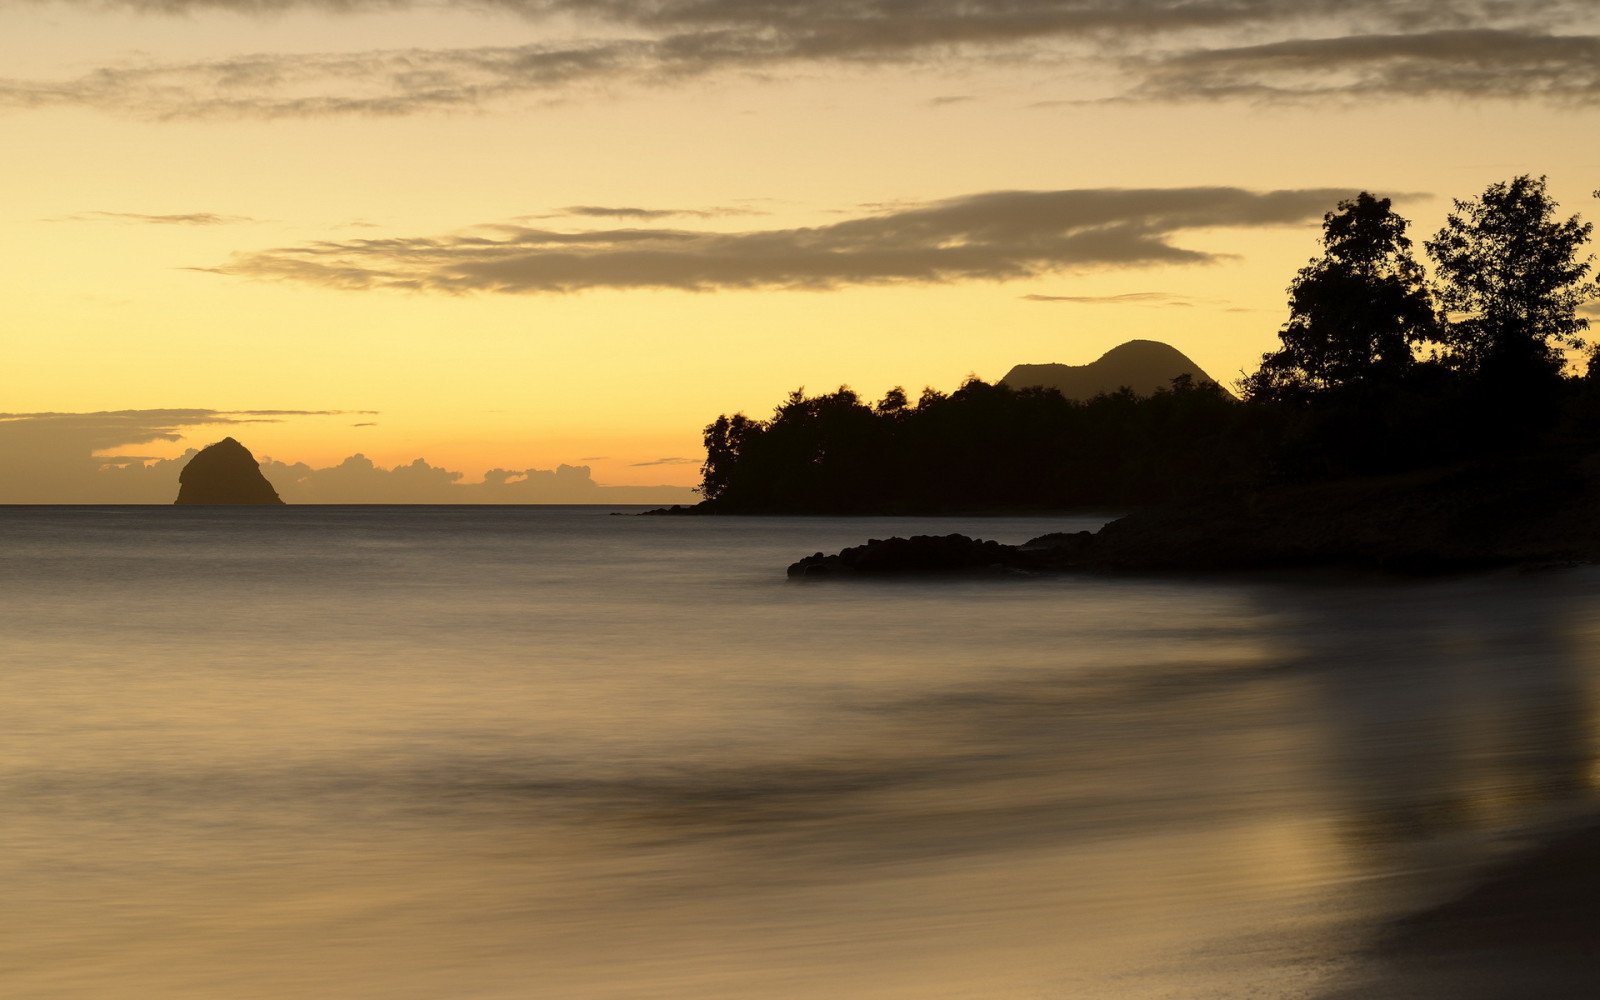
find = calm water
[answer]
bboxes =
[2,505,1598,1000]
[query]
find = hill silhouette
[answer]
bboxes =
[1001,340,1229,399]
[174,437,285,505]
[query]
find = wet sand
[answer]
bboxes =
[1324,816,1600,999]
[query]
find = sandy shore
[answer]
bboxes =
[1322,816,1600,999]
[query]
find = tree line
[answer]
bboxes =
[697,176,1599,513]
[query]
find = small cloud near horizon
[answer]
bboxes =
[0,409,697,503]
[630,456,699,466]
[259,455,698,503]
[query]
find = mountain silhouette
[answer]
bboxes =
[1001,340,1230,399]
[174,437,285,505]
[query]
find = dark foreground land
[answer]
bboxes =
[788,454,1600,577]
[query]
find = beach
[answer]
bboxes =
[1323,815,1600,998]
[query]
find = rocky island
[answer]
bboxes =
[173,437,285,505]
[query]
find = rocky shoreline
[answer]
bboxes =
[787,531,1094,577]
[788,456,1600,577]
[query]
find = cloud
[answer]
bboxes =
[1124,29,1600,103]
[262,455,699,503]
[0,409,698,503]
[46,210,260,225]
[0,409,371,503]
[46,0,1595,36]
[6,1,1594,118]
[0,407,365,436]
[554,205,756,220]
[0,40,655,120]
[213,186,1353,294]
[1022,291,1212,307]
[630,456,699,467]
[260,453,462,502]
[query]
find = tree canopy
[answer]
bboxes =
[1243,192,1435,402]
[1425,175,1594,386]
[695,176,1600,513]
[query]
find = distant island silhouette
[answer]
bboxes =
[1001,339,1229,400]
[174,437,285,505]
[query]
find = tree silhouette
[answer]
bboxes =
[1425,175,1594,387]
[1244,192,1435,402]
[694,175,1600,513]
[699,411,759,503]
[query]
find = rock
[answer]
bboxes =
[174,437,285,505]
[638,502,713,515]
[787,533,1062,578]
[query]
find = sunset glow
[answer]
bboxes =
[6,0,1599,500]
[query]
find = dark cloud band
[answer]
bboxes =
[43,0,1592,32]
[1128,29,1600,102]
[3,1,1594,117]
[212,186,1355,294]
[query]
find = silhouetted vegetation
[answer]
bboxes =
[698,175,1598,517]
[701,376,1244,512]
[1242,192,1436,402]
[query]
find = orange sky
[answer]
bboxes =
[3,0,1599,500]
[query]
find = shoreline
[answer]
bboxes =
[1322,814,1600,999]
[640,502,1125,517]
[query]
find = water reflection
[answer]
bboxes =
[1255,573,1599,854]
[1243,572,1600,999]
[5,507,1600,999]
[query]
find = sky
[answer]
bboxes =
[4,0,1600,501]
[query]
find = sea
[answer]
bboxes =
[2,504,1598,1000]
